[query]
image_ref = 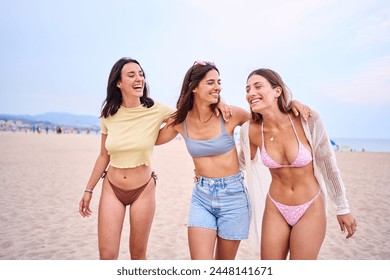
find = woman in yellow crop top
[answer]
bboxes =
[156,61,311,260]
[78,57,175,260]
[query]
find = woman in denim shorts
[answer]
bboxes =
[156,61,308,259]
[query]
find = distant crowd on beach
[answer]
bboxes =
[0,119,99,135]
[333,144,366,152]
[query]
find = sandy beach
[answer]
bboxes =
[0,131,389,260]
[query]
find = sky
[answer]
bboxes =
[1,0,389,139]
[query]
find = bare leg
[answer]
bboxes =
[98,179,126,260]
[289,194,326,260]
[188,227,217,260]
[128,179,156,260]
[214,237,241,260]
[261,197,291,260]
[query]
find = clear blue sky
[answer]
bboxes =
[1,0,389,139]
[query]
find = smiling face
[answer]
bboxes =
[193,69,221,104]
[246,74,281,113]
[116,62,145,98]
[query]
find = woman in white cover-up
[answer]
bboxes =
[240,68,357,259]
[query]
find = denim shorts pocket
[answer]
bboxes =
[224,180,245,195]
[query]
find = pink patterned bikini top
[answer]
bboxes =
[260,114,313,169]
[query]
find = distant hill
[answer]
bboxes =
[0,112,100,128]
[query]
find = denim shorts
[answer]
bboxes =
[187,172,251,240]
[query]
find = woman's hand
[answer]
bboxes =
[215,100,232,122]
[337,213,357,239]
[193,169,200,182]
[79,192,93,218]
[290,100,312,122]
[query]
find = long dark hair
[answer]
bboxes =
[247,68,292,123]
[100,57,154,118]
[171,62,220,126]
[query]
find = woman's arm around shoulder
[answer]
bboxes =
[155,117,179,145]
[229,106,251,126]
[291,99,312,122]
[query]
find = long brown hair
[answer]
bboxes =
[247,68,292,123]
[100,57,154,118]
[171,62,220,126]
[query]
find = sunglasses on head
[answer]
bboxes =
[193,60,215,66]
[188,60,216,83]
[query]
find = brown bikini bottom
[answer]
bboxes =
[105,171,157,206]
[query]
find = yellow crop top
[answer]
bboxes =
[101,102,174,168]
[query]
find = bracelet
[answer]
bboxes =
[84,189,93,193]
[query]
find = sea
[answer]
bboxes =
[330,137,390,153]
[233,131,390,153]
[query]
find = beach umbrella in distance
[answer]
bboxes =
[330,139,336,146]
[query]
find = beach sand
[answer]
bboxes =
[0,131,389,260]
